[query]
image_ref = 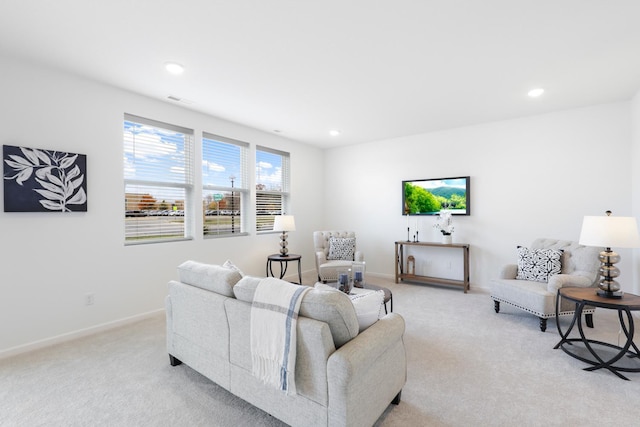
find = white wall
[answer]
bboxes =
[324,102,634,291]
[2,52,638,356]
[631,89,640,294]
[0,55,324,354]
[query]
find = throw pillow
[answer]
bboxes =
[327,237,356,260]
[349,289,384,332]
[223,259,245,277]
[233,275,262,301]
[516,246,563,283]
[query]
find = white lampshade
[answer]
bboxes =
[579,215,640,248]
[273,215,296,232]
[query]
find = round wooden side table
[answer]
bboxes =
[266,254,302,284]
[554,287,640,380]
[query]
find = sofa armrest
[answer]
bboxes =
[327,313,406,426]
[499,264,518,279]
[328,313,404,374]
[547,271,594,293]
[354,251,364,262]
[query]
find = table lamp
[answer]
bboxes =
[578,210,640,298]
[273,215,296,256]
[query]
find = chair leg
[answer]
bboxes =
[169,354,182,366]
[585,313,594,328]
[539,318,547,332]
[494,300,500,313]
[391,390,402,405]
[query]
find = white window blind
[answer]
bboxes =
[123,114,194,244]
[202,132,248,236]
[256,146,290,232]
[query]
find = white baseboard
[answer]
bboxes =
[0,309,164,360]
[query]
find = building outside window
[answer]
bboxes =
[202,133,248,237]
[123,114,194,244]
[256,146,290,232]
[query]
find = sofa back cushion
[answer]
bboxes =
[177,260,243,297]
[234,276,359,347]
[530,238,602,283]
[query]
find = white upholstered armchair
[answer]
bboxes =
[314,231,364,282]
[490,238,603,332]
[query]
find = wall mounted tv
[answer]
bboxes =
[402,176,470,215]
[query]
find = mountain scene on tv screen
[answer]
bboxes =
[404,182,467,214]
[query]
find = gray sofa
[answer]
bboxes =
[165,260,407,427]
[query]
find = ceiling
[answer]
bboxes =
[1,1,640,148]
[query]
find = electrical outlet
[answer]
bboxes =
[85,293,95,306]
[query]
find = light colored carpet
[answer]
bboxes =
[2,273,640,426]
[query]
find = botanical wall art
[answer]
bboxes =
[3,144,87,212]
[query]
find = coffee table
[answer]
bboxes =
[325,282,393,313]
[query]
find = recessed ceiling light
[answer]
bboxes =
[329,130,341,137]
[528,88,544,98]
[164,62,185,75]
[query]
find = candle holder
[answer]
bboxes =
[337,268,352,294]
[352,262,365,288]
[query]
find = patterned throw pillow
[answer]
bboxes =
[327,237,356,260]
[516,246,563,283]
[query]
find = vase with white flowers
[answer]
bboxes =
[433,209,454,243]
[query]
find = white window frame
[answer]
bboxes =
[256,146,290,232]
[202,132,249,237]
[123,114,194,244]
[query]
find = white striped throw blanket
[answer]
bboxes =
[250,277,311,394]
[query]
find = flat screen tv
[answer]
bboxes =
[402,176,470,215]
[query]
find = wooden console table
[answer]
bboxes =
[395,241,470,292]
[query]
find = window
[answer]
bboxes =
[123,114,194,244]
[202,133,248,236]
[256,146,290,232]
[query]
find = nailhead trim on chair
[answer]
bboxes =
[490,296,595,319]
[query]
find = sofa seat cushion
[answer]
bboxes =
[234,276,359,348]
[177,260,243,297]
[317,260,355,283]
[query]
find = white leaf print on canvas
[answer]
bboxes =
[3,145,87,212]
